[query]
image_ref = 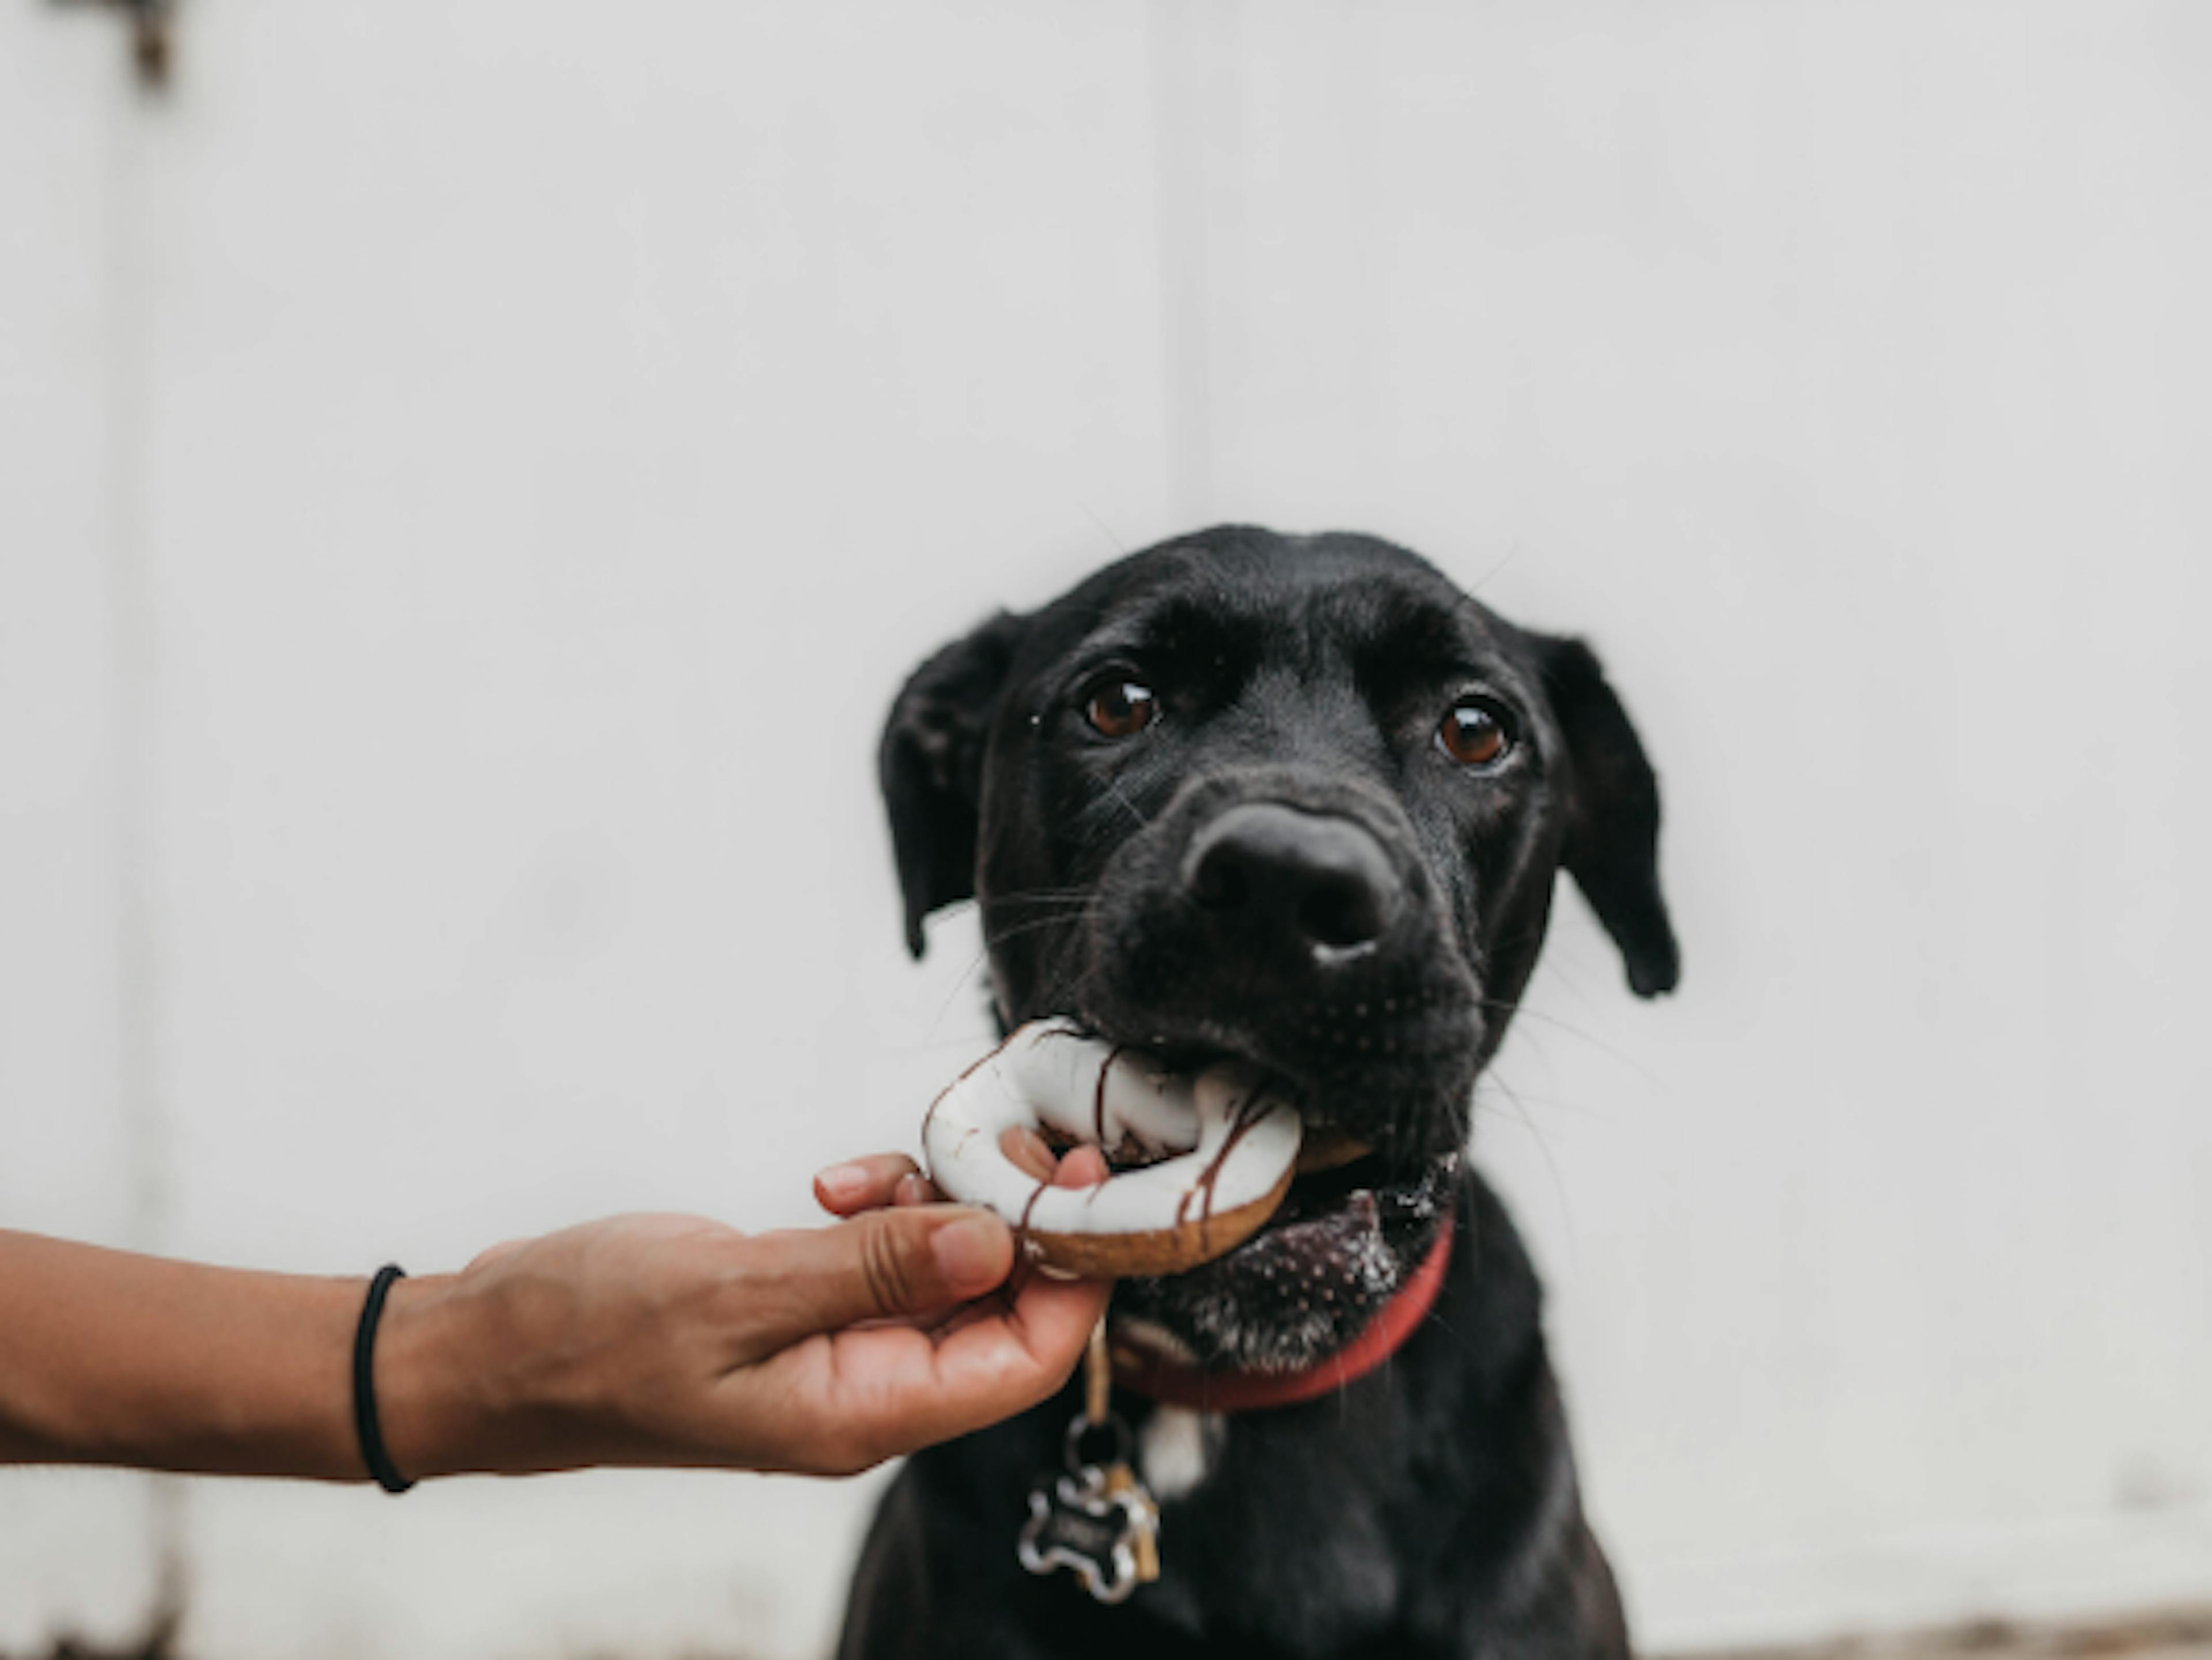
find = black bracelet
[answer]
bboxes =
[351,1264,415,1494]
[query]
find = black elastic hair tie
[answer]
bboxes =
[352,1264,415,1494]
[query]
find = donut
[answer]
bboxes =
[922,1020,1305,1278]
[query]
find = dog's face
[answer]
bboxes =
[883,528,1677,1370]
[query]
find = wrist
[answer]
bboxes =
[370,1273,483,1482]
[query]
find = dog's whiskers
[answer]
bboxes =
[980,909,1097,952]
[988,883,1104,906]
[1471,994,1663,1086]
[1475,1071,1577,1264]
[928,944,998,1040]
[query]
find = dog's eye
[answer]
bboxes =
[1086,680,1157,739]
[1437,701,1510,768]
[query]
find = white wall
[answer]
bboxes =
[2,2,2208,1655]
[0,5,171,1646]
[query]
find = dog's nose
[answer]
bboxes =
[1183,802,1402,955]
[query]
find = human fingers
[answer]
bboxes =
[999,1125,1054,1181]
[813,1154,923,1217]
[905,1140,1114,1342]
[736,1205,1016,1352]
[1054,1144,1109,1187]
[825,1127,1106,1223]
[998,1128,1113,1189]
[748,1270,1112,1472]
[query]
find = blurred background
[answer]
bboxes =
[3,1,2209,1655]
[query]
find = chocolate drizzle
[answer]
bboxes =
[1092,1047,1124,1149]
[921,1031,1019,1150]
[1175,1089,1275,1240]
[1016,1177,1051,1260]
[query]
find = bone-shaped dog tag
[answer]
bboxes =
[1017,1343,1164,1604]
[1017,1464,1157,1605]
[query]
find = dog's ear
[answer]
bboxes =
[880,611,1029,958]
[1535,635,1681,997]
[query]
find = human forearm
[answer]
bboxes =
[0,1230,372,1479]
[1,1168,1107,1485]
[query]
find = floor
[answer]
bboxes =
[10,1605,2212,1660]
[1665,1610,2212,1660]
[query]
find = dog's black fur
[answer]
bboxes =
[843,527,1677,1660]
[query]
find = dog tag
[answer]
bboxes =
[1017,1462,1158,1605]
[1018,1322,1164,1603]
[1017,1405,1162,1604]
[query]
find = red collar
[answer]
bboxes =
[1107,1210,1458,1413]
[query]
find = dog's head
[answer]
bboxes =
[882,527,1677,1370]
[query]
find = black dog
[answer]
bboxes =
[843,526,1677,1660]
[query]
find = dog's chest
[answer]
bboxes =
[1124,1406,1414,1652]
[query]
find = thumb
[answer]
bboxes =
[745,1204,1015,1345]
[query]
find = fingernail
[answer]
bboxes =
[816,1163,867,1201]
[931,1214,1005,1291]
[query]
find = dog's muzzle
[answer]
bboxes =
[1081,772,1481,1167]
[1181,801,1406,966]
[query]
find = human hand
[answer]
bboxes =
[375,1144,1109,1480]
